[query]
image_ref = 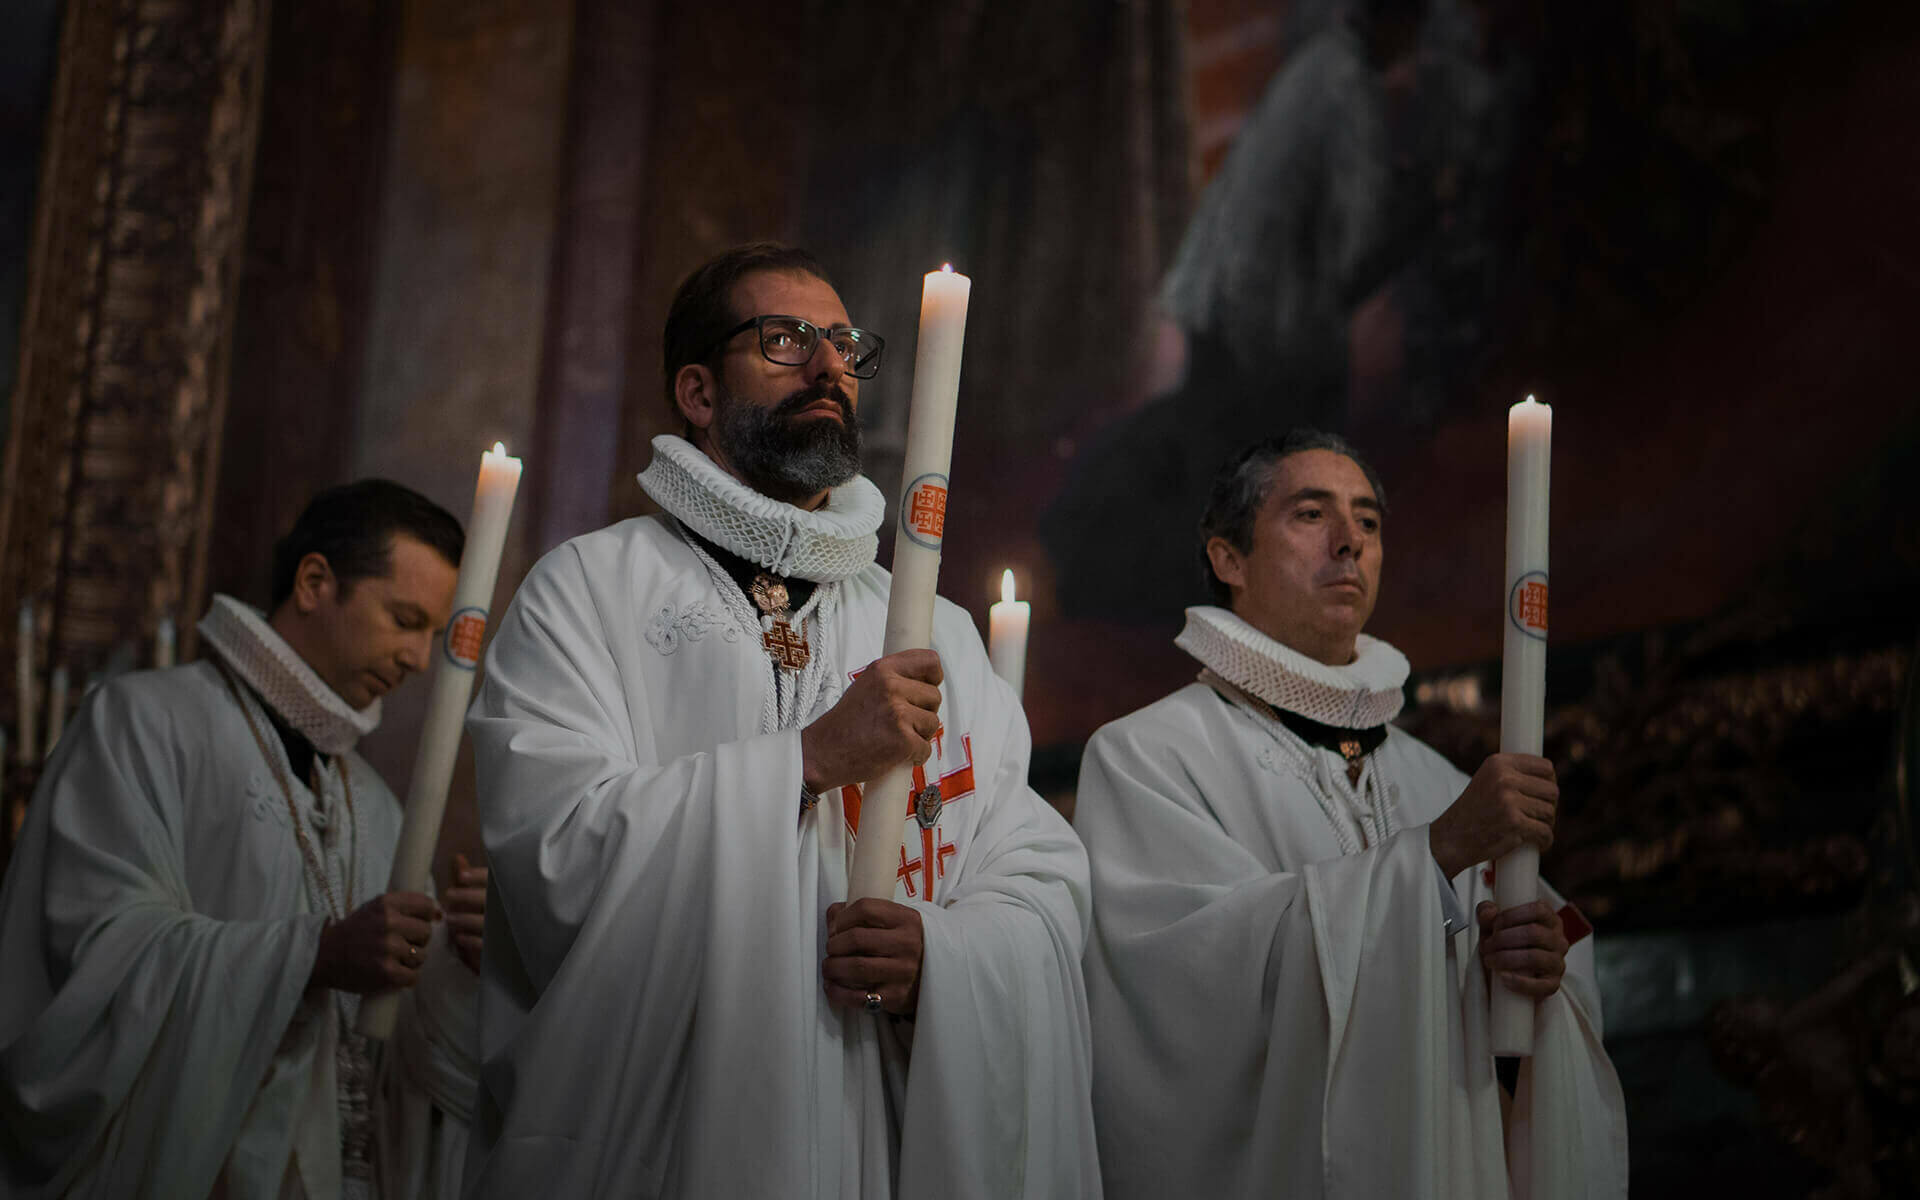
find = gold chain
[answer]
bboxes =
[214,660,357,921]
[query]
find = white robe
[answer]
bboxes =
[0,660,475,1199]
[378,939,481,1200]
[463,515,1100,1198]
[1076,681,1628,1200]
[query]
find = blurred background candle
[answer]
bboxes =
[988,569,1030,699]
[15,603,33,767]
[42,665,68,759]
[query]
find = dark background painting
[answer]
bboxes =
[3,0,1917,1193]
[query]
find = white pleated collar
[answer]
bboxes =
[1176,605,1408,729]
[197,594,380,755]
[636,435,883,583]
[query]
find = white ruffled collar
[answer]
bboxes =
[635,435,883,583]
[197,594,381,755]
[1175,605,1407,729]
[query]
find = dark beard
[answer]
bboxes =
[709,380,863,505]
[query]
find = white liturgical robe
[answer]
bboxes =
[463,512,1099,1198]
[1077,679,1628,1200]
[0,658,477,1199]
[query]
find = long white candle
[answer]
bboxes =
[845,265,971,902]
[1492,395,1551,1056]
[361,442,522,1039]
[987,569,1029,699]
[42,666,68,759]
[16,603,34,768]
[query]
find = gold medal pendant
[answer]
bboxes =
[750,572,810,670]
[762,619,810,669]
[1339,739,1364,786]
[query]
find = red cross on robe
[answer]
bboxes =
[839,733,975,835]
[897,830,958,900]
[840,735,976,902]
[893,736,975,901]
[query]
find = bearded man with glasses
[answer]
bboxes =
[462,243,1100,1198]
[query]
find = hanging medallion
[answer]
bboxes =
[915,783,944,830]
[750,572,810,670]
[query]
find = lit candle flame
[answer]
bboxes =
[491,441,507,455]
[941,263,954,274]
[1000,568,1016,605]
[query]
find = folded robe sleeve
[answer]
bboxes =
[0,680,324,1199]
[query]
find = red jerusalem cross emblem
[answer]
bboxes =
[1509,571,1548,641]
[444,607,488,669]
[900,472,949,549]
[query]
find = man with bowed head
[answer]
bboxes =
[464,243,1099,1197]
[1075,430,1627,1198]
[0,480,488,1198]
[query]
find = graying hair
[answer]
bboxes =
[1196,429,1388,606]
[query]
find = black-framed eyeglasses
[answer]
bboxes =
[710,315,886,379]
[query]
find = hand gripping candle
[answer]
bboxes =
[845,265,971,902]
[1492,395,1551,1057]
[360,443,522,1039]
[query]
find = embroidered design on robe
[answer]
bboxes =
[643,600,739,655]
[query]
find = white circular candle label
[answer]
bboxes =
[1508,571,1549,640]
[901,473,949,549]
[444,606,489,669]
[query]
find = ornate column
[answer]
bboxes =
[0,0,270,847]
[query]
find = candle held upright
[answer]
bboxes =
[844,265,971,903]
[987,569,1030,699]
[1492,395,1551,1056]
[359,442,523,1039]
[154,617,176,669]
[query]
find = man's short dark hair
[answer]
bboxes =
[270,479,465,610]
[1197,429,1389,606]
[662,242,836,415]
